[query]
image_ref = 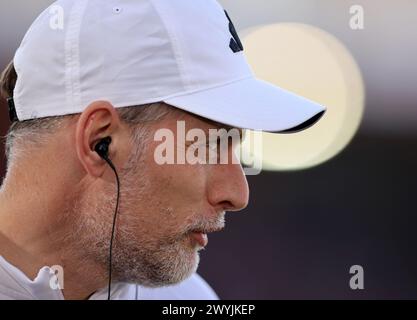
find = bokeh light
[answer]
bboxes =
[241,23,365,171]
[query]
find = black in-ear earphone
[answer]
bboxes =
[94,136,112,160]
[94,136,120,300]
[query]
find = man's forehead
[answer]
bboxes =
[188,112,243,136]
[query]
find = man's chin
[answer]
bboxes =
[148,248,201,288]
[116,243,201,288]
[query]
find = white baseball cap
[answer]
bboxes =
[10,0,325,133]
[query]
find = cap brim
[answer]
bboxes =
[163,77,325,133]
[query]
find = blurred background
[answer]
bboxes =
[1,0,416,299]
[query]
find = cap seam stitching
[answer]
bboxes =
[64,0,89,115]
[148,0,190,91]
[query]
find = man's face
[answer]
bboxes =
[78,109,249,287]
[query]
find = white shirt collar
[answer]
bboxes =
[0,255,132,300]
[0,255,64,300]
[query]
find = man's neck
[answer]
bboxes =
[0,182,108,300]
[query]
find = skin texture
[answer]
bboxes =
[0,101,249,300]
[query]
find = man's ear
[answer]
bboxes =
[75,100,120,177]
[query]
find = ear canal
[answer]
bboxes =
[94,136,112,159]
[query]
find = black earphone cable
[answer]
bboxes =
[101,154,120,300]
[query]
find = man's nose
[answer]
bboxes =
[207,162,249,212]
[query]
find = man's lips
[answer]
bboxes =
[189,226,224,248]
[191,231,208,247]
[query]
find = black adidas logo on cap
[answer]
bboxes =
[225,10,243,53]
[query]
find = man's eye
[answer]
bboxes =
[207,138,222,151]
[208,139,217,148]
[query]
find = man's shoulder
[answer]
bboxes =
[103,273,219,300]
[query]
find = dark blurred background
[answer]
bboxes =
[1,0,416,299]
